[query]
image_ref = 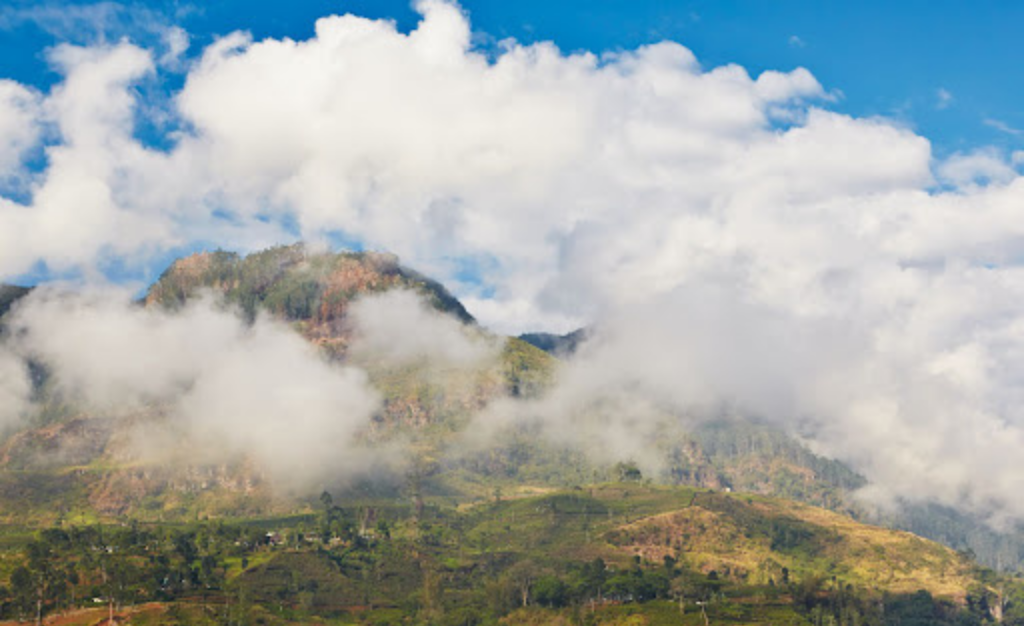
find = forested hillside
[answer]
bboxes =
[0,484,1017,626]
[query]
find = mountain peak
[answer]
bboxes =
[145,243,474,354]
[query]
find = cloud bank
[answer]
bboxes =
[0,285,493,487]
[1,1,1024,523]
[6,287,382,486]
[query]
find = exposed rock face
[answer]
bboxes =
[0,417,114,470]
[145,243,473,356]
[88,462,269,517]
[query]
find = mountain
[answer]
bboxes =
[0,248,1009,541]
[146,243,474,356]
[0,284,30,320]
[0,244,561,521]
[0,250,1006,543]
[1,244,1024,625]
[518,328,588,357]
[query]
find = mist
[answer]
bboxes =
[348,289,500,370]
[5,285,385,487]
[468,284,859,477]
[0,346,31,431]
[480,269,1024,527]
[0,284,506,489]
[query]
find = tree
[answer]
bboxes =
[580,558,607,601]
[506,560,539,607]
[10,566,33,621]
[23,540,65,626]
[533,576,569,608]
[615,461,643,482]
[485,576,517,618]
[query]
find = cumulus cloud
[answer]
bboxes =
[158,26,189,68]
[2,0,1024,523]
[0,41,170,277]
[6,286,382,486]
[0,0,832,325]
[938,149,1017,187]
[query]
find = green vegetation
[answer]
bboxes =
[0,485,1017,625]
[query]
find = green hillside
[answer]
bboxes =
[0,484,1017,625]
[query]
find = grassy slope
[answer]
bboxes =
[458,485,978,599]
[609,491,975,598]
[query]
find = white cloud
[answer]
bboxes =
[938,149,1017,187]
[0,81,41,180]
[0,41,172,277]
[936,87,953,110]
[984,117,1023,136]
[0,3,125,41]
[0,1,185,53]
[159,26,189,68]
[754,67,823,102]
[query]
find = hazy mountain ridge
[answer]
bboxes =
[0,285,30,320]
[518,328,588,357]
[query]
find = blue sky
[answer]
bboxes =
[1,0,1022,158]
